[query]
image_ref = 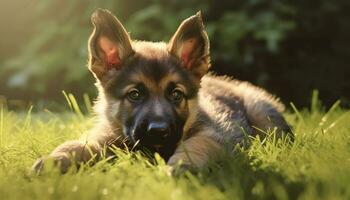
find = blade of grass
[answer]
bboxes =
[319,100,340,127]
[0,105,3,147]
[21,105,33,133]
[62,91,73,112]
[311,90,319,114]
[83,94,93,114]
[68,94,84,120]
[290,102,305,124]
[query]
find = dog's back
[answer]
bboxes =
[199,75,291,144]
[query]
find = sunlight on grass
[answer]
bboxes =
[0,94,349,199]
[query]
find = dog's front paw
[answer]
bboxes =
[31,154,72,174]
[31,158,45,174]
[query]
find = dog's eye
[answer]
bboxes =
[127,89,143,102]
[169,89,184,103]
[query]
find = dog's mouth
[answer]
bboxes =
[133,128,181,147]
[124,125,183,160]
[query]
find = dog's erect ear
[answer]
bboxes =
[168,12,210,78]
[88,9,134,81]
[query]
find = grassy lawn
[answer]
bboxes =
[0,98,349,200]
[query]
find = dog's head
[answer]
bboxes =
[87,9,210,158]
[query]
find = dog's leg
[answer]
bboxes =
[31,140,101,173]
[31,125,122,174]
[167,134,221,175]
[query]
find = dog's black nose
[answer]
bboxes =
[147,121,170,135]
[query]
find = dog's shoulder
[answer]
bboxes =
[200,74,284,111]
[196,74,253,142]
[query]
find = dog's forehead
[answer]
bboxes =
[132,41,169,59]
[105,41,198,98]
[125,57,186,92]
[123,41,188,85]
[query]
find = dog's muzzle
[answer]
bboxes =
[128,117,182,160]
[133,119,175,145]
[147,121,170,134]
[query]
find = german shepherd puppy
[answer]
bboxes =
[32,9,291,174]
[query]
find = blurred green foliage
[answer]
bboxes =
[0,0,349,108]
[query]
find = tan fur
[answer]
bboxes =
[167,134,221,168]
[133,41,169,60]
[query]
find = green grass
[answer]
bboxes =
[0,98,350,200]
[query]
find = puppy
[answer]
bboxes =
[32,9,292,174]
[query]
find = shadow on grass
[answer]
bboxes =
[192,150,306,200]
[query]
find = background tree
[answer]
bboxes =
[1,0,349,108]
